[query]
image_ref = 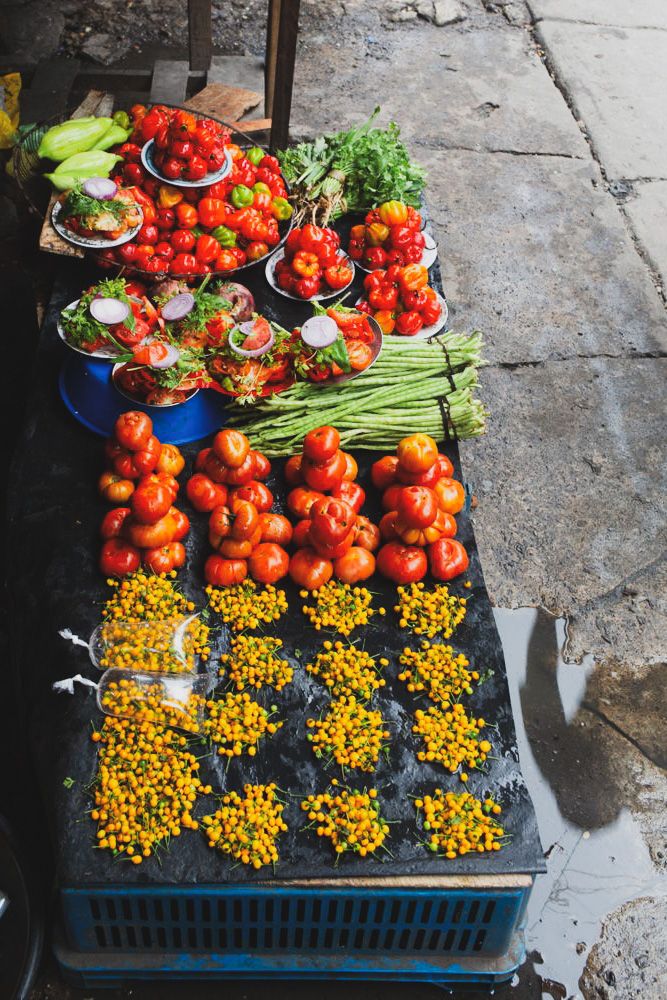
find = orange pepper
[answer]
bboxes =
[157,184,184,209]
[377,200,409,226]
[398,263,429,293]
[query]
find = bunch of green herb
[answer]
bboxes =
[278,107,426,226]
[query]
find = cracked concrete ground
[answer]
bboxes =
[0,0,666,997]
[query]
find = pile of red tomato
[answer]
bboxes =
[98,412,190,576]
[96,105,293,279]
[187,429,292,587]
[284,426,381,587]
[347,200,426,271]
[371,433,469,584]
[359,263,442,336]
[273,225,354,299]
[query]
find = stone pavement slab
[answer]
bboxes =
[528,0,667,30]
[418,147,667,363]
[533,18,667,178]
[622,179,667,294]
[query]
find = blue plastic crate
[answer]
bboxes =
[55,882,532,989]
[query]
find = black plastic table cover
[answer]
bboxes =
[5,236,545,888]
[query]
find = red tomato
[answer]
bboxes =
[291,519,312,548]
[284,454,304,487]
[310,527,356,560]
[371,456,399,491]
[433,477,466,515]
[396,433,439,475]
[340,452,358,482]
[248,542,290,584]
[309,498,357,547]
[287,487,326,519]
[98,470,135,504]
[218,537,253,560]
[331,479,365,513]
[204,554,247,587]
[378,510,400,542]
[257,512,293,547]
[301,450,347,492]
[169,506,189,542]
[288,548,333,590]
[396,460,443,487]
[333,546,375,583]
[354,515,380,552]
[376,542,428,584]
[346,340,373,371]
[428,538,469,581]
[435,454,455,479]
[153,472,179,503]
[123,511,176,549]
[99,538,141,577]
[223,451,257,486]
[208,504,232,539]
[395,485,439,529]
[100,507,132,540]
[250,450,271,480]
[194,447,210,472]
[302,425,340,464]
[229,498,259,540]
[186,473,228,512]
[132,435,162,475]
[229,480,273,513]
[212,428,250,468]
[130,479,172,525]
[155,443,185,477]
[382,483,404,512]
[203,450,230,484]
[142,541,186,574]
[113,411,153,451]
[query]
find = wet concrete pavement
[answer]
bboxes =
[1,1,666,998]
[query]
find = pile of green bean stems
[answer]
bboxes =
[225,331,488,456]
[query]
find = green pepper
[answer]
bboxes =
[246,146,265,167]
[113,110,131,130]
[91,124,131,150]
[53,150,123,178]
[270,196,293,221]
[210,225,237,247]
[230,184,254,209]
[37,117,115,161]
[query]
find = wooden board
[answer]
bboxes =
[185,82,262,124]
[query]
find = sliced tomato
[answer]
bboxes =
[346,339,373,371]
[241,316,272,352]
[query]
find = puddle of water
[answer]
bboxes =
[493,606,665,1000]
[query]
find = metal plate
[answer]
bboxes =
[141,139,232,188]
[51,199,143,249]
[265,249,355,302]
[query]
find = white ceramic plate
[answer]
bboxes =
[355,292,449,341]
[355,231,438,273]
[265,249,355,302]
[51,200,143,249]
[318,315,383,386]
[58,296,149,360]
[141,139,233,188]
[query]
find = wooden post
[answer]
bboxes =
[188,0,213,72]
[265,0,301,152]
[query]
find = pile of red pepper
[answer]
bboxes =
[96,105,293,278]
[273,225,354,299]
[347,200,426,270]
[358,263,442,336]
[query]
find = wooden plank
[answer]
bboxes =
[20,58,81,122]
[266,0,301,151]
[270,874,534,889]
[185,83,262,124]
[149,60,190,106]
[188,0,213,72]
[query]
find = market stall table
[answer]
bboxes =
[5,207,545,990]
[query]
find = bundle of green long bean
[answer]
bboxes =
[225,332,487,455]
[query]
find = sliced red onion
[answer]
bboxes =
[161,292,195,322]
[300,315,338,349]
[90,297,130,325]
[149,343,181,369]
[229,321,275,358]
[82,176,118,200]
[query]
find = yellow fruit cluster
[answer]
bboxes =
[220,634,294,692]
[300,580,384,636]
[103,570,197,622]
[301,785,390,859]
[90,717,211,863]
[202,783,288,869]
[398,640,477,707]
[395,582,467,639]
[413,703,491,778]
[204,692,283,758]
[414,790,505,857]
[95,617,210,673]
[205,580,288,631]
[306,695,390,773]
[99,675,205,734]
[306,640,387,701]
